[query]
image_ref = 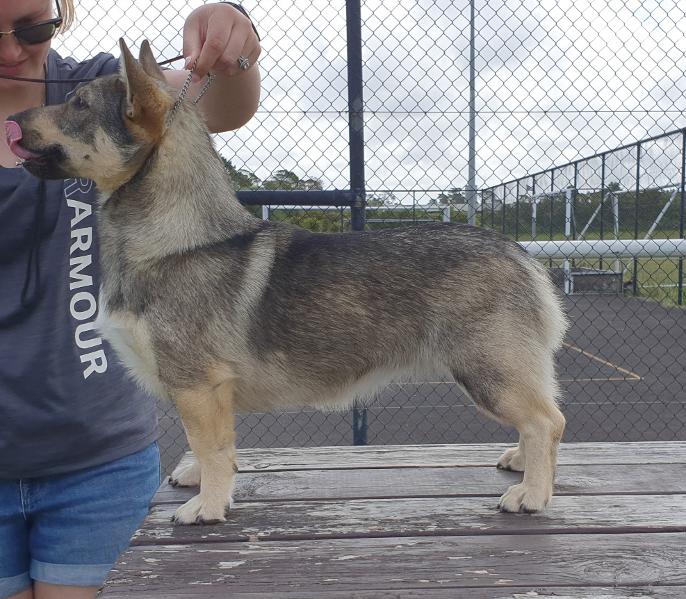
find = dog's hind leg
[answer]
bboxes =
[170,374,237,525]
[453,356,565,513]
[495,393,564,513]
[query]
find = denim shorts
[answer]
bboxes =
[0,441,160,598]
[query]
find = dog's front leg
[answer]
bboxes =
[170,377,237,525]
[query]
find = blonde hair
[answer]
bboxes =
[57,0,75,33]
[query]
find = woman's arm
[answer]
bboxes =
[163,2,261,133]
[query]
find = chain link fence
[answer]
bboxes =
[56,0,686,474]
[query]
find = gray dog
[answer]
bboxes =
[8,39,567,525]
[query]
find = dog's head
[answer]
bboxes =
[6,39,174,193]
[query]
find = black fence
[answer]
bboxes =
[156,143,686,472]
[481,128,685,305]
[57,0,686,473]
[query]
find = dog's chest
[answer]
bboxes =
[96,304,166,399]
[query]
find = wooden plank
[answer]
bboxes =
[102,533,686,594]
[153,463,686,504]
[100,585,686,598]
[222,441,686,471]
[132,494,686,545]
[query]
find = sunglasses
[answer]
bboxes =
[0,1,62,46]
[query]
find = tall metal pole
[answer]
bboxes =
[346,0,368,445]
[633,143,641,296]
[679,131,685,305]
[599,153,606,270]
[467,0,477,225]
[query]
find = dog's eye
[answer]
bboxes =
[72,96,89,110]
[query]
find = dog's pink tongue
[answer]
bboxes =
[5,120,40,160]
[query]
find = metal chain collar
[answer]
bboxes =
[166,62,215,126]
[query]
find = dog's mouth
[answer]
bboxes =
[5,120,48,163]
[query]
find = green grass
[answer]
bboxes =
[633,257,685,307]
[544,256,684,308]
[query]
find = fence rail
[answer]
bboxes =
[520,238,686,260]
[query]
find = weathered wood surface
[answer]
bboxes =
[97,587,686,599]
[153,463,686,504]
[105,533,686,593]
[191,441,686,471]
[133,494,686,545]
[101,442,686,598]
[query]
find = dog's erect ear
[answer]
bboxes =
[118,38,172,139]
[119,38,144,119]
[138,40,166,82]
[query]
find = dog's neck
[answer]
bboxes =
[99,102,258,263]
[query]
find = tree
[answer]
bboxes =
[221,158,260,190]
[432,188,466,206]
[366,191,398,207]
[300,178,323,191]
[262,169,301,190]
[261,170,325,191]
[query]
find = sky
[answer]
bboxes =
[54,0,686,204]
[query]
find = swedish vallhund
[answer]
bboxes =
[6,39,567,525]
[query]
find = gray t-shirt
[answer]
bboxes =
[0,50,158,478]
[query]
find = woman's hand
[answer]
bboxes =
[182,3,261,81]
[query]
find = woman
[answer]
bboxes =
[0,1,261,597]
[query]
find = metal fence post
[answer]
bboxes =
[515,180,520,240]
[573,162,578,239]
[501,184,506,234]
[550,168,555,242]
[346,0,368,445]
[599,153,606,270]
[490,188,495,228]
[466,0,478,225]
[679,131,685,305]
[563,187,573,294]
[571,164,578,277]
[531,177,537,239]
[633,143,641,296]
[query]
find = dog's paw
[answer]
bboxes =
[172,493,232,525]
[169,460,201,487]
[496,446,525,472]
[498,482,551,513]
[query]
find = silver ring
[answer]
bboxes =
[238,55,250,70]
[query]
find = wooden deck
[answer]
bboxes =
[100,442,686,598]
